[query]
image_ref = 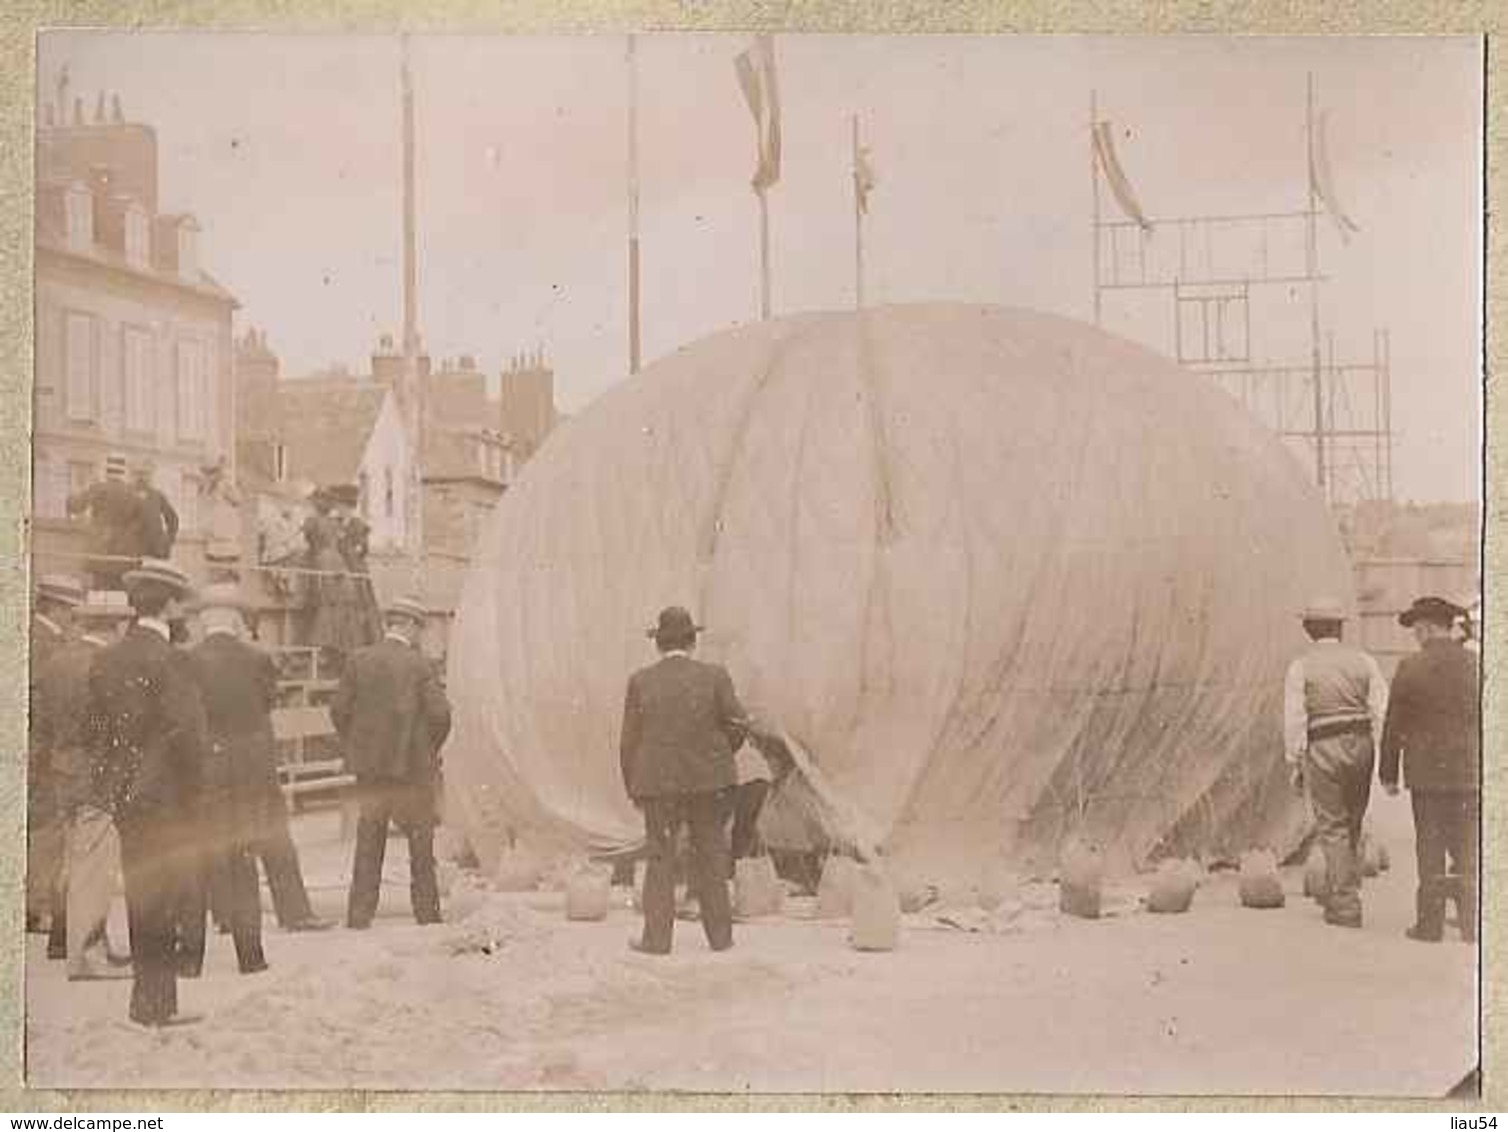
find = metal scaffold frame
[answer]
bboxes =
[1090,78,1394,508]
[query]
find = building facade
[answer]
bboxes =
[34,102,238,578]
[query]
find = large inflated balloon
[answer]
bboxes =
[444,304,1351,880]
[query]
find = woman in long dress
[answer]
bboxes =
[302,487,371,657]
[331,487,384,644]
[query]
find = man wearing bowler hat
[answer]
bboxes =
[28,574,83,935]
[334,595,452,928]
[87,558,208,1026]
[1283,596,1388,928]
[33,589,135,978]
[1380,595,1480,943]
[620,606,749,954]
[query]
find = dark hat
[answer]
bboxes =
[326,483,360,506]
[646,606,704,643]
[1398,595,1465,629]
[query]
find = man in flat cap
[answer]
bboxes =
[33,590,134,978]
[178,583,274,976]
[334,596,452,928]
[86,558,207,1026]
[1283,596,1388,928]
[28,574,82,935]
[620,607,748,954]
[1380,596,1480,943]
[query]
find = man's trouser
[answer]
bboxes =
[347,780,439,928]
[255,799,318,927]
[1410,788,1479,940]
[65,806,121,973]
[27,798,64,931]
[117,815,183,1025]
[1304,730,1374,922]
[640,791,733,953]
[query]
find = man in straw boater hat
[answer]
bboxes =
[1381,596,1480,943]
[333,595,452,928]
[1282,596,1388,929]
[32,589,135,978]
[176,583,273,976]
[620,606,749,954]
[85,558,208,1026]
[27,574,84,936]
[66,453,142,589]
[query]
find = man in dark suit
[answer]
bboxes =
[620,606,748,955]
[178,583,274,976]
[66,454,143,589]
[333,596,452,928]
[87,558,207,1027]
[28,574,82,936]
[1380,595,1481,944]
[131,458,180,561]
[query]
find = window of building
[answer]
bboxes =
[64,184,93,250]
[63,310,96,423]
[273,443,288,483]
[124,206,150,268]
[122,325,153,433]
[384,467,395,518]
[175,339,205,441]
[33,455,69,520]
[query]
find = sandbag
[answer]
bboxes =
[1303,846,1329,902]
[1059,840,1104,920]
[1239,849,1285,909]
[817,856,859,919]
[850,864,900,951]
[565,868,612,921]
[1146,858,1196,914]
[734,856,784,918]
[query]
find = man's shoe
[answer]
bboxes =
[286,917,335,933]
[1323,910,1362,929]
[1405,925,1443,943]
[345,920,372,931]
[239,959,270,975]
[132,1012,204,1029]
[628,939,669,956]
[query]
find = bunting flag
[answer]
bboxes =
[734,35,782,192]
[854,136,877,215]
[1310,109,1361,241]
[1092,120,1152,232]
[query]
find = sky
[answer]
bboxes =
[38,33,1483,503]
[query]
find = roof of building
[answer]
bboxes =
[250,377,395,490]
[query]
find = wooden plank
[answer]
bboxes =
[271,705,335,742]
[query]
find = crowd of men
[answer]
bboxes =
[27,560,451,1028]
[26,563,1481,1018]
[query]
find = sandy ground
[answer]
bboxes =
[25,791,1476,1096]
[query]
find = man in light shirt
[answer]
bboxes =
[1283,597,1388,929]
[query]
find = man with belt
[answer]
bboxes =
[620,606,748,955]
[87,558,207,1027]
[1283,596,1388,929]
[28,574,83,937]
[1380,595,1480,944]
[334,596,452,929]
[33,590,135,979]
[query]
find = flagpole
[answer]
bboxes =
[627,34,642,374]
[400,33,425,587]
[1305,71,1326,497]
[852,114,865,311]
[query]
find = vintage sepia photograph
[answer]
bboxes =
[23,31,1482,1095]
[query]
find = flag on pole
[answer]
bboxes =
[853,134,877,215]
[1092,120,1152,232]
[734,35,782,192]
[1309,109,1360,241]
